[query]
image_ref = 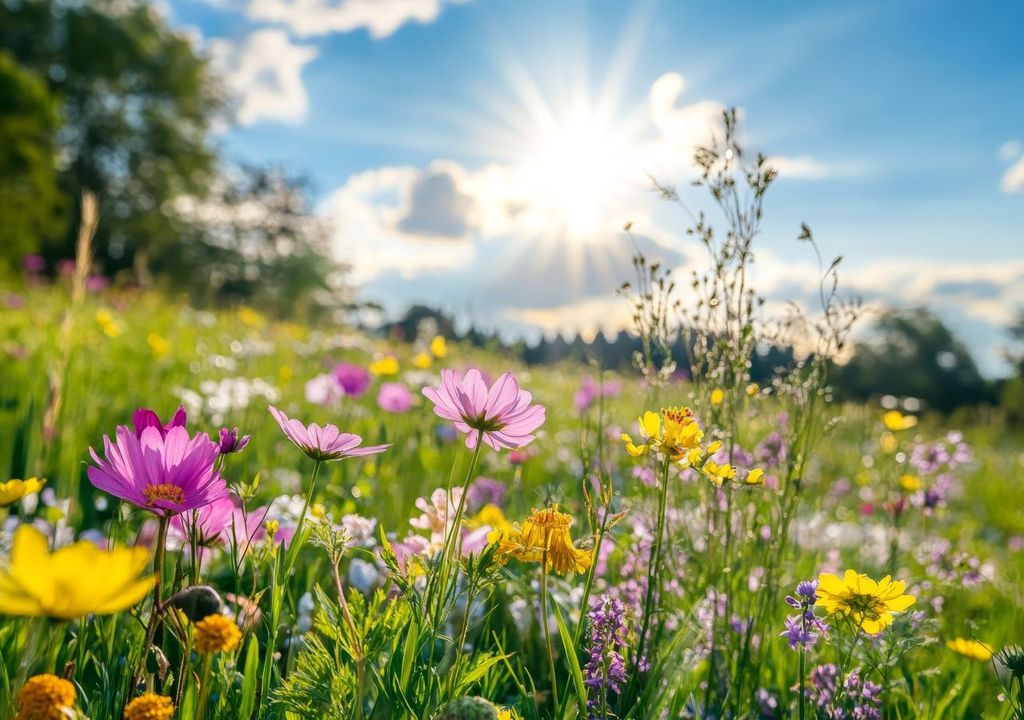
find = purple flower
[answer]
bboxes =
[169,494,240,545]
[796,580,818,601]
[781,615,818,650]
[268,405,390,462]
[332,363,372,397]
[133,406,187,439]
[422,369,545,451]
[466,476,507,511]
[217,427,250,455]
[574,376,622,413]
[22,254,45,273]
[377,382,413,413]
[88,423,227,516]
[584,596,629,717]
[305,373,344,407]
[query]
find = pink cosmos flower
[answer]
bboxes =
[377,382,413,413]
[333,363,372,396]
[133,406,187,438]
[422,369,545,451]
[169,494,241,545]
[87,424,227,516]
[268,405,390,462]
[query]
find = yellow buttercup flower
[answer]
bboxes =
[147,333,170,358]
[498,506,592,575]
[412,351,433,369]
[898,474,923,492]
[882,410,917,431]
[621,407,704,464]
[0,526,155,620]
[123,693,175,720]
[701,460,737,487]
[194,613,241,654]
[0,477,45,507]
[237,306,264,327]
[498,709,522,720]
[946,637,993,662]
[816,569,916,635]
[710,387,725,405]
[744,468,765,486]
[468,503,514,544]
[430,335,448,358]
[96,308,123,338]
[368,355,399,376]
[16,674,76,720]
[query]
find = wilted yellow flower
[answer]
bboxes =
[710,387,725,405]
[469,503,514,544]
[898,474,923,492]
[123,693,175,720]
[412,351,432,369]
[16,674,76,720]
[147,333,170,358]
[430,335,448,358]
[882,410,917,431]
[0,526,154,620]
[816,570,916,635]
[745,383,760,397]
[0,477,45,507]
[621,407,704,464]
[498,506,592,575]
[946,637,993,662]
[194,613,241,654]
[369,355,399,376]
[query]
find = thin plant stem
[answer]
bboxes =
[540,540,560,710]
[136,514,170,689]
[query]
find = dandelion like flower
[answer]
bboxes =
[498,506,592,575]
[16,674,76,720]
[0,526,154,620]
[88,422,226,516]
[123,693,175,720]
[268,405,390,462]
[620,407,704,463]
[946,637,993,661]
[0,477,45,507]
[194,613,242,653]
[422,369,545,451]
[815,569,916,634]
[430,335,448,358]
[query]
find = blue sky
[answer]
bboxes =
[169,0,1024,375]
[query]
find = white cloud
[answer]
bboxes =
[210,29,318,125]
[246,0,467,39]
[647,72,726,177]
[767,155,867,180]
[1001,154,1024,193]
[999,140,1021,161]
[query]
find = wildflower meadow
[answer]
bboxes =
[1,115,1022,720]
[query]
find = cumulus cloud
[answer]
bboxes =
[210,29,318,125]
[397,166,475,238]
[767,155,867,180]
[647,72,725,176]
[246,0,467,39]
[1001,155,1024,193]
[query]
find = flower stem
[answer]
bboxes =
[195,652,214,720]
[136,514,170,689]
[540,544,560,710]
[633,455,671,684]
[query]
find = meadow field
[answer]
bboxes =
[0,273,1022,720]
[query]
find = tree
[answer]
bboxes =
[832,307,992,411]
[0,52,62,270]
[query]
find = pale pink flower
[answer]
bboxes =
[268,405,390,462]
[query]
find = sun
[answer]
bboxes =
[521,108,637,239]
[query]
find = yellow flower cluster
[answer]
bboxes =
[0,526,154,620]
[816,570,916,635]
[882,410,917,431]
[194,613,242,654]
[621,407,764,487]
[123,693,175,720]
[498,506,592,575]
[16,674,76,720]
[946,637,993,662]
[0,477,45,507]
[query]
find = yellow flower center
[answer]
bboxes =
[16,674,76,720]
[840,593,886,621]
[143,483,184,506]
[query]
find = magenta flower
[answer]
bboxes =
[217,427,250,455]
[422,369,545,451]
[87,424,227,516]
[333,363,372,397]
[170,494,239,545]
[133,405,187,438]
[377,382,413,413]
[268,405,390,462]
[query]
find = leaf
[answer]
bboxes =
[552,602,586,713]
[238,634,260,719]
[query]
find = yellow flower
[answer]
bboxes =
[898,474,923,492]
[278,365,294,382]
[879,432,897,453]
[412,351,433,369]
[701,460,737,487]
[194,613,241,653]
[745,383,760,397]
[946,638,993,662]
[882,410,917,431]
[0,526,155,620]
[815,570,916,635]
[710,387,725,405]
[16,674,76,720]
[123,693,175,720]
[237,306,264,327]
[498,506,592,575]
[0,477,45,507]
[96,308,123,338]
[430,335,448,358]
[744,468,765,486]
[369,355,399,376]
[147,333,170,358]
[468,504,514,544]
[498,709,522,720]
[621,407,704,464]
